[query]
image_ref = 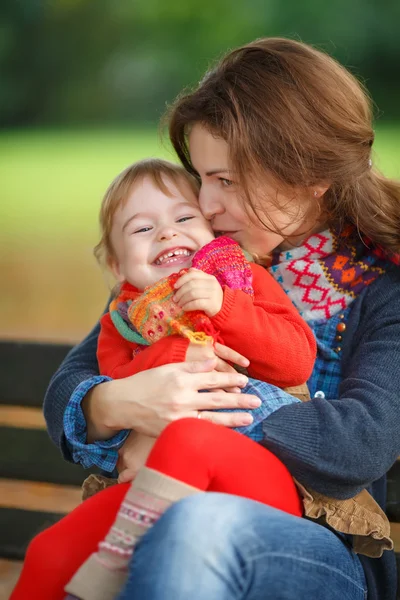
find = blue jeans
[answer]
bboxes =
[117,493,367,600]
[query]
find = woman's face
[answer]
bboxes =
[189,124,323,255]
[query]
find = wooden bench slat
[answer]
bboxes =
[0,406,45,429]
[0,558,23,599]
[0,478,81,513]
[0,426,98,486]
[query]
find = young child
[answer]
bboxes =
[10,159,391,600]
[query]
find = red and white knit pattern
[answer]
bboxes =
[269,229,388,322]
[95,495,170,571]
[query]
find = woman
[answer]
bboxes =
[38,38,400,599]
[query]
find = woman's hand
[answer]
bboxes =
[117,430,156,483]
[82,358,260,441]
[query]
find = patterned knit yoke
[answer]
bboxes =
[109,236,254,347]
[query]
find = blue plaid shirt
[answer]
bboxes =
[63,309,349,473]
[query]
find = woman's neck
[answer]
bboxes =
[277,221,329,252]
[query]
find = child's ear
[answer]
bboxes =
[107,256,125,283]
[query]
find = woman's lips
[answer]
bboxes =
[215,230,240,239]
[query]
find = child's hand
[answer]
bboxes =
[117,431,156,483]
[173,268,223,317]
[185,339,216,364]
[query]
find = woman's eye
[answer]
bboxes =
[133,226,152,234]
[219,177,234,187]
[177,216,195,223]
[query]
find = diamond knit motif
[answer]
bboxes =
[270,229,389,322]
[287,233,347,319]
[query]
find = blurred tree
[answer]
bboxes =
[0,0,399,127]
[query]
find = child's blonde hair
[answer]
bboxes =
[94,158,200,266]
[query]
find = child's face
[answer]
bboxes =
[109,175,214,289]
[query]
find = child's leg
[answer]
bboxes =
[10,482,130,600]
[146,417,302,515]
[66,418,301,600]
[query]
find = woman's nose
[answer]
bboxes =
[198,186,224,220]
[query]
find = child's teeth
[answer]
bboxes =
[155,248,191,265]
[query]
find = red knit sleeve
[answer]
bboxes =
[97,313,190,379]
[211,264,316,386]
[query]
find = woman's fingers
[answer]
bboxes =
[214,343,250,368]
[199,410,254,428]
[195,390,261,411]
[214,357,242,392]
[187,368,249,393]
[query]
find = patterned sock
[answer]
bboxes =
[65,467,200,600]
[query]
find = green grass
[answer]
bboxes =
[0,128,175,249]
[1,124,399,251]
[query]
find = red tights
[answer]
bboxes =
[11,419,302,600]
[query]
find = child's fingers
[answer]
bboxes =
[214,342,250,368]
[118,469,136,484]
[214,356,237,373]
[174,285,211,306]
[180,299,209,312]
[174,269,210,290]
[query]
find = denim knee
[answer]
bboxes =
[153,492,241,542]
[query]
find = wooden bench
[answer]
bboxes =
[0,340,98,596]
[0,339,399,597]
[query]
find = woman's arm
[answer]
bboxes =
[43,319,102,460]
[261,269,400,499]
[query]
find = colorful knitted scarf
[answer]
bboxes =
[109,236,254,346]
[269,225,396,321]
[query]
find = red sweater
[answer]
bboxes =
[97,263,316,387]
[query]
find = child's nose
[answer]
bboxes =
[158,227,178,241]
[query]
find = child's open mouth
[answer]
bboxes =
[153,247,194,267]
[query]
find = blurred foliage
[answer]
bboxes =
[1,0,400,128]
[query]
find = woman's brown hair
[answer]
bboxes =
[168,37,400,255]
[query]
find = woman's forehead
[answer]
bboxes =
[189,124,230,171]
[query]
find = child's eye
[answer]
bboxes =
[176,216,195,223]
[219,177,234,187]
[133,226,152,234]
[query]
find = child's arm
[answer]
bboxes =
[211,263,316,386]
[97,313,190,378]
[174,265,316,387]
